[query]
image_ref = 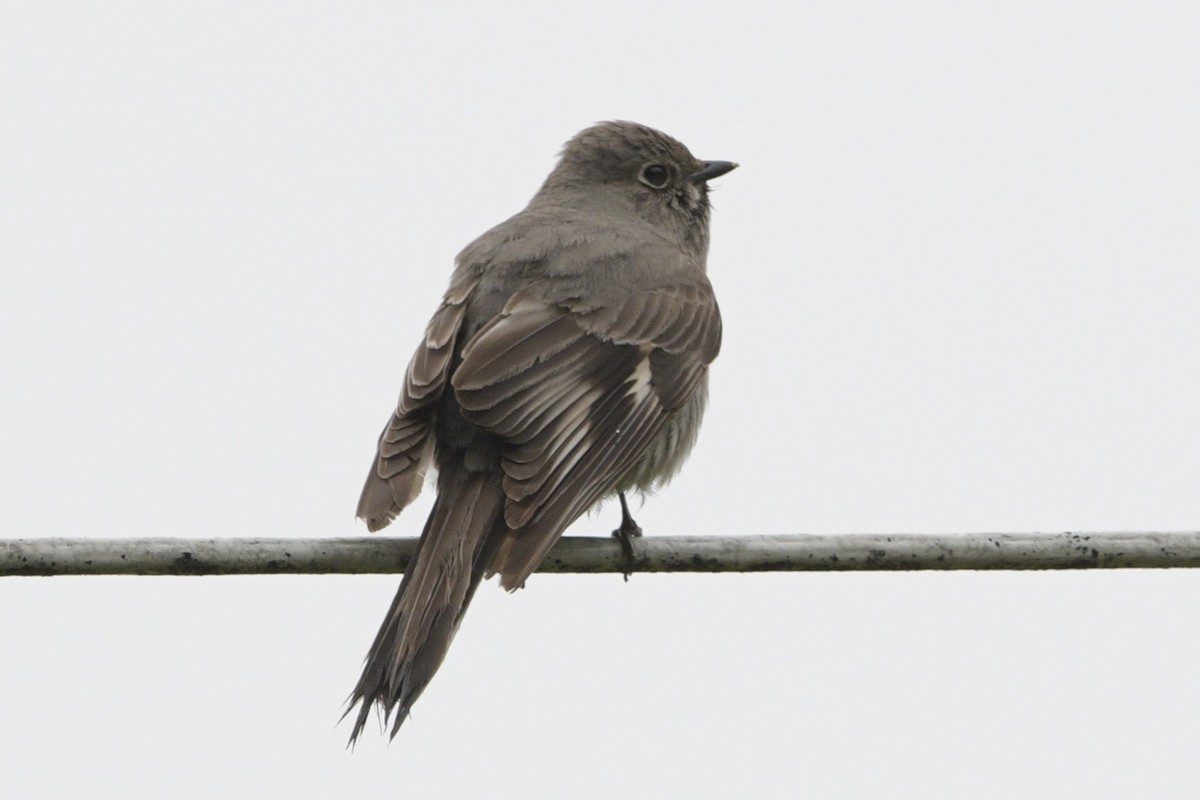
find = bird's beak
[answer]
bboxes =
[688,160,738,183]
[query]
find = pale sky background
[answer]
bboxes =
[3,1,1199,797]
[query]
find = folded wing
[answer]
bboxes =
[453,275,720,588]
[357,276,481,531]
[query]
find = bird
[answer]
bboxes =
[346,121,736,743]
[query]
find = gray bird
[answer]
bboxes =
[347,121,736,742]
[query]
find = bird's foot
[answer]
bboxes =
[611,492,643,582]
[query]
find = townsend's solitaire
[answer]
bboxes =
[347,121,736,742]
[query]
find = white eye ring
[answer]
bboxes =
[638,163,671,189]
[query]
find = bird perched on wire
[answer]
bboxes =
[347,121,736,743]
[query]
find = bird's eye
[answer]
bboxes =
[638,163,671,189]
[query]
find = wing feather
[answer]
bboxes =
[356,276,481,531]
[450,270,720,588]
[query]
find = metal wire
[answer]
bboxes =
[4,531,1199,577]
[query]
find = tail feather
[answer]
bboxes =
[346,467,506,743]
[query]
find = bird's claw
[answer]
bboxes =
[612,492,643,582]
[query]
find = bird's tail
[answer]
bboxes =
[345,466,506,743]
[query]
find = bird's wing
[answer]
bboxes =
[452,268,721,588]
[357,276,481,531]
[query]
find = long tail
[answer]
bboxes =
[345,466,506,743]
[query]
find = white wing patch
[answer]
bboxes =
[625,354,653,404]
